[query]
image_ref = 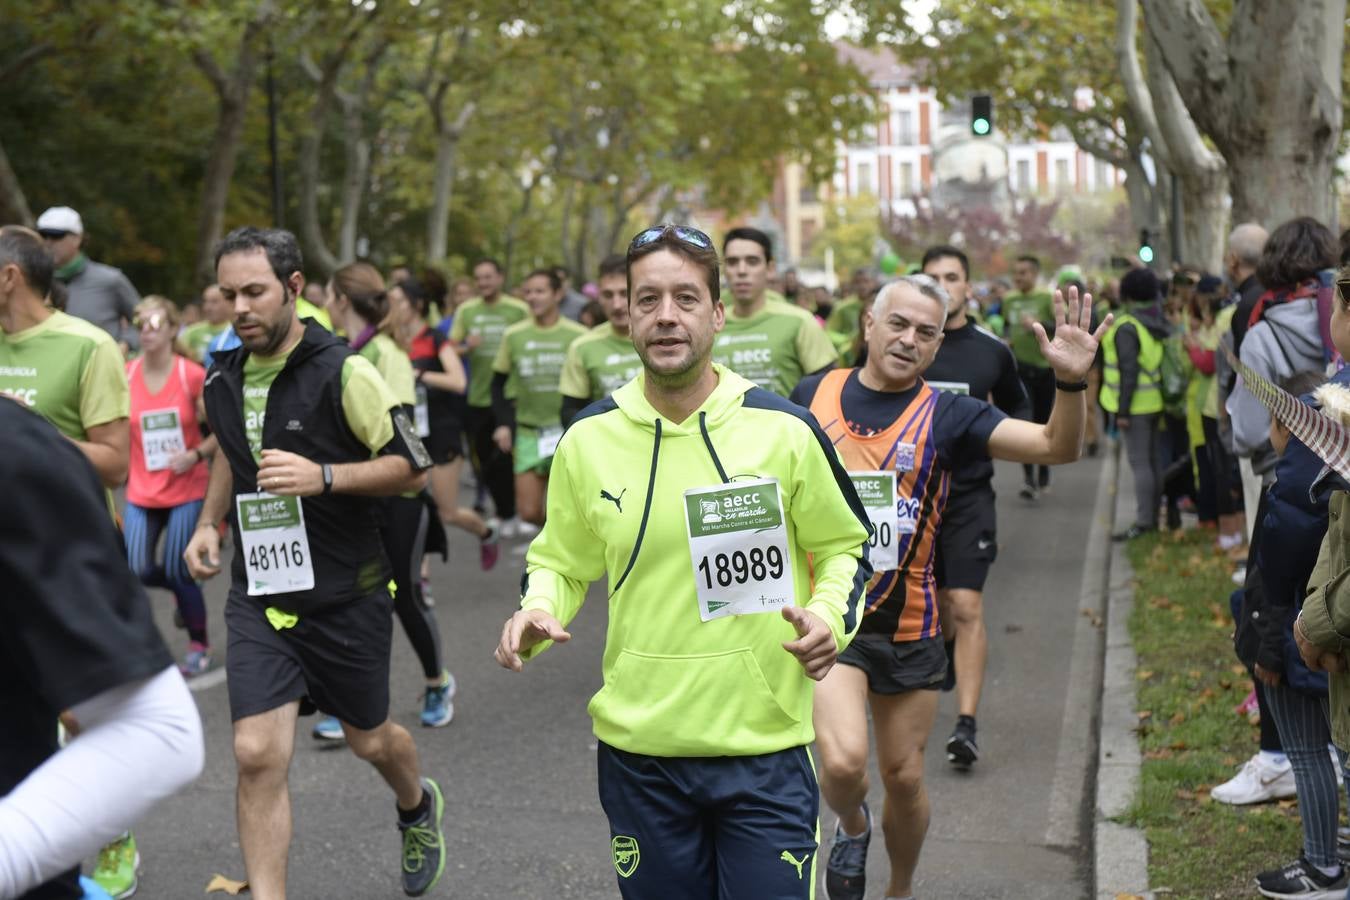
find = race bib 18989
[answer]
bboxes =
[682,478,795,622]
[237,492,315,596]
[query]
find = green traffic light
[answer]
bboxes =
[1139,246,1155,264]
[972,118,991,135]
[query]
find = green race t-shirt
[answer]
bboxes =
[0,310,129,440]
[357,332,416,407]
[493,317,587,427]
[714,302,837,397]
[182,321,230,363]
[559,324,642,401]
[242,341,401,464]
[1003,290,1054,367]
[449,295,530,407]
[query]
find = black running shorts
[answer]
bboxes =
[836,634,947,694]
[225,588,394,730]
[933,484,998,592]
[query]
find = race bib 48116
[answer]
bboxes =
[237,492,315,596]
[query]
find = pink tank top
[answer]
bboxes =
[126,355,209,508]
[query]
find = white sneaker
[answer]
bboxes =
[499,517,518,539]
[1209,753,1297,805]
[515,519,540,538]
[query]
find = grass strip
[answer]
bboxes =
[1122,528,1302,899]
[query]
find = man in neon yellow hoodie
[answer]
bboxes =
[495,224,873,898]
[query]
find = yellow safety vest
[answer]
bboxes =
[1100,311,1163,415]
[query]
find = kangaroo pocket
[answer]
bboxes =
[588,647,803,755]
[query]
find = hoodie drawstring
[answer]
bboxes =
[698,411,730,484]
[610,418,662,598]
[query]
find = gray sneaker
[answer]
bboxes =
[399,778,446,896]
[825,802,870,900]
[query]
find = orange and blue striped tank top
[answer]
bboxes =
[808,368,950,643]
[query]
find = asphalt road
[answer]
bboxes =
[114,456,1104,899]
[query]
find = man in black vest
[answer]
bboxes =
[184,227,445,899]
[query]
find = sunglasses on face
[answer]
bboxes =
[134,313,166,330]
[1337,279,1350,305]
[628,225,713,253]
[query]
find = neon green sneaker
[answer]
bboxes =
[91,831,139,898]
[399,778,445,896]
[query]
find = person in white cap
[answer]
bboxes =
[37,206,141,351]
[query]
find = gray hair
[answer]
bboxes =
[1228,222,1269,268]
[872,273,952,319]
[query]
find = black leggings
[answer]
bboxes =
[466,404,516,520]
[1018,363,1055,487]
[381,495,442,681]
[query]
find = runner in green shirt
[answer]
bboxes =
[718,226,836,397]
[491,268,587,527]
[0,225,129,488]
[1003,254,1058,497]
[559,254,641,425]
[450,258,530,533]
[181,283,232,363]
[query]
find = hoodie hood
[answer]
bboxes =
[611,363,758,436]
[1124,301,1170,338]
[1260,298,1324,359]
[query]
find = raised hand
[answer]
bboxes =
[1032,286,1111,383]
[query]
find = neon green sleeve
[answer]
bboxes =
[372,338,417,407]
[492,330,513,375]
[558,340,591,400]
[795,316,839,374]
[519,435,608,659]
[79,336,130,429]
[449,307,469,342]
[340,355,401,453]
[790,429,870,650]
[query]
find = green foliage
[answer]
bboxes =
[808,195,887,275]
[3,0,884,295]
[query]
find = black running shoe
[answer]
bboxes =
[825,803,870,900]
[1255,854,1346,898]
[947,716,979,770]
[399,778,446,897]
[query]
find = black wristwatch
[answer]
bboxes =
[321,463,334,494]
[1055,378,1089,392]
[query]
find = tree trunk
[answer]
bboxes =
[338,104,371,263]
[0,138,33,226]
[298,77,340,277]
[426,130,457,265]
[189,2,273,286]
[195,91,254,285]
[1140,0,1344,229]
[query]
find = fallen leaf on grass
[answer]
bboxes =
[1137,670,1154,680]
[1114,894,1147,900]
[1168,740,1188,750]
[1149,596,1174,610]
[1236,825,1248,834]
[1187,669,1202,680]
[1221,755,1238,766]
[1144,748,1173,760]
[1137,710,1153,720]
[1230,664,1247,675]
[206,874,249,895]
[1277,799,1297,810]
[1169,711,1186,725]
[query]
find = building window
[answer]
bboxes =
[896,110,914,145]
[1055,158,1071,191]
[799,184,818,203]
[856,161,875,196]
[1017,159,1031,193]
[1095,158,1111,191]
[856,121,877,147]
[899,161,915,197]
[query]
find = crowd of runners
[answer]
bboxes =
[3,207,1116,900]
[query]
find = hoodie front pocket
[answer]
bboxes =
[589,647,801,749]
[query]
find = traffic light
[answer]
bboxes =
[1138,229,1155,264]
[971,94,992,136]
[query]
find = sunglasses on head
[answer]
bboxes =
[628,225,713,253]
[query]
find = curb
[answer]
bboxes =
[1094,444,1154,899]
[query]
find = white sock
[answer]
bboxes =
[1314,861,1341,878]
[838,807,870,839]
[1259,750,1289,767]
